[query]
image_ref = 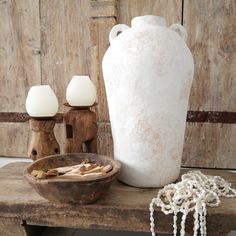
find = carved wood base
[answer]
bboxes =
[28,119,60,160]
[64,108,98,153]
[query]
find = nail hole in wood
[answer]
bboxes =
[32,150,37,156]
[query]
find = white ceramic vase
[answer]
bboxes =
[66,75,97,107]
[102,15,194,187]
[26,85,59,117]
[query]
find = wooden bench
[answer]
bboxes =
[0,162,236,236]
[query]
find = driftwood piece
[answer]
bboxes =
[0,162,235,235]
[28,119,60,161]
[64,108,98,153]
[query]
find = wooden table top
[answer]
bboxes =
[0,162,236,235]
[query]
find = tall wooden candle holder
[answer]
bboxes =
[64,104,98,153]
[28,118,60,161]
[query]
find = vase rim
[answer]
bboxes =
[131,15,166,28]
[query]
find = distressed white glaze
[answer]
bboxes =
[102,15,194,187]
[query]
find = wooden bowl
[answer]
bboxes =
[24,153,121,204]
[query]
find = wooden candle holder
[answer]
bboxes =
[28,118,60,161]
[64,106,98,154]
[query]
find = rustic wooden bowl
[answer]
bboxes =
[24,153,121,204]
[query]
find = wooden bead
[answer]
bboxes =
[28,119,60,161]
[64,108,98,154]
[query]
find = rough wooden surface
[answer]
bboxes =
[2,111,236,124]
[183,123,236,168]
[90,0,117,18]
[90,17,116,122]
[64,109,98,153]
[0,162,236,235]
[0,123,29,157]
[184,0,236,111]
[0,0,41,157]
[28,119,60,160]
[117,0,182,25]
[0,0,41,112]
[40,0,90,112]
[0,217,27,236]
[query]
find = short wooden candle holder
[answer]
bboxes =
[64,105,98,154]
[28,118,60,161]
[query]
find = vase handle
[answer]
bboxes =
[109,24,130,44]
[169,24,187,42]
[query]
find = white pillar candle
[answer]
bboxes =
[66,75,97,106]
[25,85,59,117]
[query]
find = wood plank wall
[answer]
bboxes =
[0,0,235,169]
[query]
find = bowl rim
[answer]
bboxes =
[24,153,121,183]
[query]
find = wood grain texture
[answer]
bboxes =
[0,217,27,236]
[28,119,60,160]
[0,162,236,235]
[0,0,41,112]
[0,0,235,171]
[184,0,236,111]
[97,122,113,157]
[0,123,29,157]
[0,0,41,158]
[117,0,182,25]
[40,0,91,155]
[64,109,98,153]
[40,0,91,113]
[90,0,117,18]
[54,123,65,155]
[90,18,116,122]
[182,123,236,168]
[2,111,236,123]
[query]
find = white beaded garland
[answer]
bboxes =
[149,171,236,236]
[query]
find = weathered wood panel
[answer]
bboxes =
[182,123,236,168]
[40,0,91,154]
[97,122,113,157]
[40,0,91,112]
[0,217,27,236]
[90,0,117,18]
[118,0,182,25]
[181,0,236,168]
[0,0,41,157]
[90,18,116,122]
[0,123,29,157]
[184,0,236,111]
[0,0,235,170]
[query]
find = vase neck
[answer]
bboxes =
[131,15,166,28]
